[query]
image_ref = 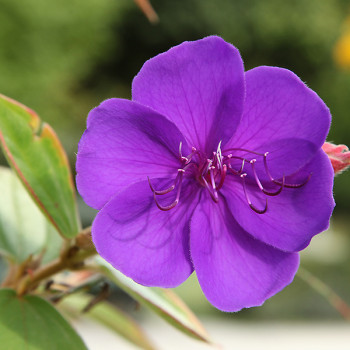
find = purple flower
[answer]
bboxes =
[76,36,334,311]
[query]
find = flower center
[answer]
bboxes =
[148,142,311,214]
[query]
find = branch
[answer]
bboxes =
[16,227,96,296]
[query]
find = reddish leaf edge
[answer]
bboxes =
[0,94,78,239]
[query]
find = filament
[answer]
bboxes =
[240,173,268,214]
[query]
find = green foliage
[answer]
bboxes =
[0,95,80,238]
[0,0,129,148]
[99,259,211,343]
[0,167,62,263]
[0,289,87,350]
[88,0,344,86]
[61,293,156,350]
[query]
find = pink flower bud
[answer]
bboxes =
[322,142,350,174]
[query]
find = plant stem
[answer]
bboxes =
[16,227,96,296]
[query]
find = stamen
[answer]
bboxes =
[216,141,223,170]
[209,166,216,190]
[148,177,175,195]
[223,147,265,157]
[153,194,178,211]
[202,159,213,177]
[147,168,184,195]
[150,142,311,213]
[184,148,198,164]
[263,152,312,188]
[250,159,285,196]
[226,155,245,175]
[201,175,219,202]
[179,142,186,162]
[152,169,184,211]
[216,164,227,190]
[240,173,268,214]
[179,142,196,163]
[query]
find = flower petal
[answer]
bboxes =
[76,99,189,209]
[132,36,245,153]
[190,193,299,312]
[92,179,199,287]
[226,66,331,177]
[222,150,335,252]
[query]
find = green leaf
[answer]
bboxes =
[0,257,8,284]
[98,259,211,343]
[0,94,80,238]
[0,166,62,263]
[61,293,156,350]
[0,288,87,350]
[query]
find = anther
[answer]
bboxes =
[181,156,189,163]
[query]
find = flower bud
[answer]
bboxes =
[322,142,350,174]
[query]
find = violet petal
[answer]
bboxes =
[76,98,189,209]
[222,150,335,252]
[132,36,245,153]
[226,66,331,178]
[190,193,300,312]
[92,179,199,287]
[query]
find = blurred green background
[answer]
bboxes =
[0,0,349,320]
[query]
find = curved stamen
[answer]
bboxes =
[179,142,198,164]
[240,173,268,214]
[148,168,184,195]
[223,147,265,157]
[263,152,312,188]
[185,147,198,164]
[250,159,285,196]
[150,141,311,213]
[153,194,179,211]
[152,170,184,211]
[179,142,187,162]
[226,155,245,175]
[148,177,175,195]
